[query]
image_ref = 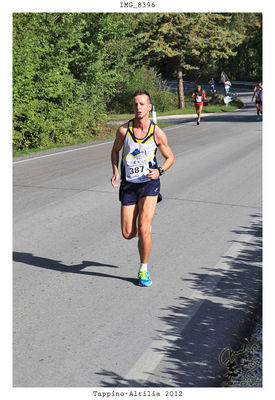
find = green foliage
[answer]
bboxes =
[133,13,244,75]
[13,12,262,151]
[217,13,262,81]
[107,67,177,113]
[132,12,262,83]
[13,12,134,150]
[131,13,246,108]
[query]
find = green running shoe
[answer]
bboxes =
[138,270,152,287]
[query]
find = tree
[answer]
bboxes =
[217,13,262,81]
[133,13,244,108]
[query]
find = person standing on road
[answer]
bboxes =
[110,89,175,287]
[192,85,206,125]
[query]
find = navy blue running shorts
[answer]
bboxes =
[119,179,162,205]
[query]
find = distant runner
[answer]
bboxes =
[252,83,263,120]
[192,85,206,125]
[253,81,262,94]
[208,77,215,94]
[110,89,175,287]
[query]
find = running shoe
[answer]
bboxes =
[138,270,152,287]
[197,120,200,125]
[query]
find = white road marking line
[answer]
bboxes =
[123,232,256,383]
[13,140,114,164]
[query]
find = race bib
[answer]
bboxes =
[196,96,202,102]
[125,152,149,182]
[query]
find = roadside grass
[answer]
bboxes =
[13,124,116,158]
[13,95,243,158]
[203,99,243,113]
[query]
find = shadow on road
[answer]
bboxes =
[161,100,260,125]
[202,112,261,124]
[149,214,262,387]
[13,252,138,285]
[202,100,260,124]
[96,212,262,387]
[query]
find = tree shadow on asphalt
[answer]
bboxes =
[13,252,138,285]
[202,104,261,124]
[96,212,262,387]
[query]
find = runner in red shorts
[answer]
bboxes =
[192,85,206,125]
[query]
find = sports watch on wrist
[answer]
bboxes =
[158,166,165,176]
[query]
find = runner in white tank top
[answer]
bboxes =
[110,90,175,286]
[122,119,158,183]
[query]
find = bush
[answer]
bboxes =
[151,90,178,112]
[13,13,109,151]
[107,67,177,114]
[207,93,225,104]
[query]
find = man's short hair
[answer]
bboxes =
[133,89,151,104]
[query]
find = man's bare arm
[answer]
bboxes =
[110,125,127,188]
[155,125,175,170]
[146,125,175,180]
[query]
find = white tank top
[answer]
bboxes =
[121,119,158,183]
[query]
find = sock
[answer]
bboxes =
[139,263,148,272]
[138,227,151,273]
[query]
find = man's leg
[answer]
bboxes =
[121,204,139,240]
[196,105,202,124]
[198,105,202,120]
[137,196,158,264]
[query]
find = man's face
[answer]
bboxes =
[133,95,152,119]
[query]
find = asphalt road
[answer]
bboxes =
[13,92,262,387]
